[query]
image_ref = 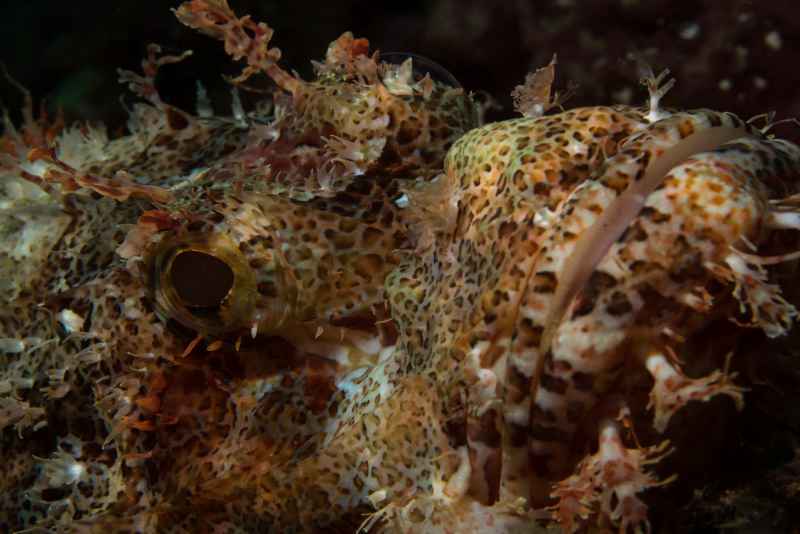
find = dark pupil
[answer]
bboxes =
[170,251,234,308]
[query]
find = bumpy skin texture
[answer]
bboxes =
[390,106,800,528]
[2,1,800,533]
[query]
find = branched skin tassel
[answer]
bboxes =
[2,2,800,533]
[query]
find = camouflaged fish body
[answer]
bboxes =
[2,2,800,533]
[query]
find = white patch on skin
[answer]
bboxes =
[767,210,800,230]
[475,370,500,414]
[508,352,536,377]
[299,339,352,366]
[336,367,369,398]
[0,339,25,353]
[123,297,144,320]
[18,159,51,179]
[444,446,472,498]
[504,402,529,425]
[57,309,85,334]
[467,340,491,372]
[533,387,564,414]
[67,461,85,482]
[533,207,556,228]
[566,139,587,157]
[765,30,782,50]
[367,488,387,507]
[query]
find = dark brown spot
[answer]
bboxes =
[531,403,557,423]
[506,364,532,404]
[566,401,584,423]
[533,181,551,196]
[469,409,501,448]
[361,227,384,248]
[499,220,517,239]
[165,107,189,130]
[517,318,543,348]
[529,451,552,476]
[678,120,695,139]
[571,371,594,392]
[508,422,529,447]
[257,281,278,298]
[533,271,557,294]
[539,373,568,394]
[635,151,652,181]
[571,293,595,318]
[606,291,633,316]
[529,423,569,442]
[641,206,671,223]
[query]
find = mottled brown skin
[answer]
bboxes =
[3,2,800,533]
[385,103,800,530]
[388,107,651,501]
[0,2,477,531]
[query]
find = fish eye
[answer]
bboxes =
[169,250,235,310]
[380,52,461,88]
[149,234,256,336]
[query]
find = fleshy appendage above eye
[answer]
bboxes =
[149,233,256,336]
[380,52,461,89]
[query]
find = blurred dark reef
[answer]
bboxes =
[1,0,799,143]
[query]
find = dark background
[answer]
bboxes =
[1,0,799,143]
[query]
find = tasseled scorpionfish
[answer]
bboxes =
[1,1,799,532]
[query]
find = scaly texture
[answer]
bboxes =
[1,3,800,533]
